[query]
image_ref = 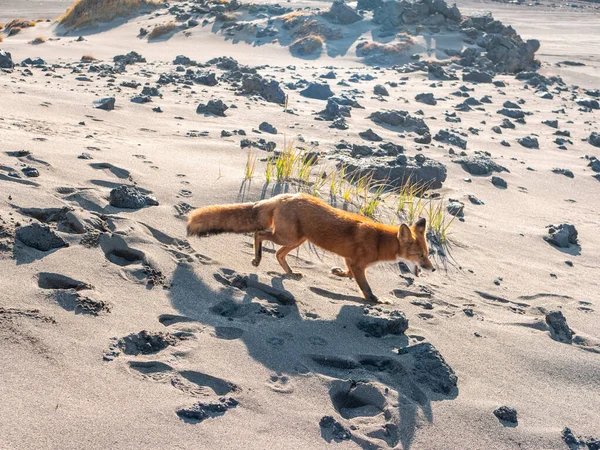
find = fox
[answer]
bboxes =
[187,193,435,303]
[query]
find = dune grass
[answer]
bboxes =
[81,54,97,62]
[58,0,164,28]
[5,19,37,31]
[148,21,177,39]
[356,35,415,58]
[8,27,22,36]
[290,35,324,55]
[31,36,47,44]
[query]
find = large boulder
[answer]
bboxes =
[0,50,14,69]
[589,132,600,148]
[323,0,363,24]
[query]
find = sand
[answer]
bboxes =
[1,0,599,449]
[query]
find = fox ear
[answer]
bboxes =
[415,217,426,233]
[398,224,413,243]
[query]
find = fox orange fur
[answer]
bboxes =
[187,193,435,303]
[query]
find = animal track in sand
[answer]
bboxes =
[129,361,239,397]
[267,374,294,394]
[89,162,131,180]
[214,326,244,340]
[38,272,93,290]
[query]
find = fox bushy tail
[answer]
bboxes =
[187,201,274,237]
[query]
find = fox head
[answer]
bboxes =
[397,217,435,276]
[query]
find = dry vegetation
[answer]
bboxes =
[58,0,164,28]
[356,35,415,58]
[81,54,97,62]
[31,36,47,44]
[148,21,177,39]
[5,19,37,31]
[290,35,324,55]
[0,36,3,43]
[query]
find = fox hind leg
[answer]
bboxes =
[331,258,354,278]
[276,240,306,279]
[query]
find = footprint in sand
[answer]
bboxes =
[267,374,294,394]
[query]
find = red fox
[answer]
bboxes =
[187,193,435,303]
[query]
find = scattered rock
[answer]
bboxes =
[552,168,574,178]
[300,82,334,100]
[544,223,578,248]
[0,50,15,69]
[241,74,286,104]
[434,129,467,149]
[415,92,436,105]
[545,310,574,343]
[323,0,362,24]
[374,84,389,96]
[463,70,493,83]
[357,311,409,337]
[359,128,383,141]
[589,132,600,148]
[491,176,507,188]
[258,122,277,134]
[93,97,115,111]
[517,136,539,149]
[453,156,508,176]
[15,223,69,252]
[196,99,228,116]
[493,406,518,424]
[109,185,158,209]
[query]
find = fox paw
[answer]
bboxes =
[286,272,303,280]
[366,295,391,305]
[251,258,260,267]
[331,267,350,277]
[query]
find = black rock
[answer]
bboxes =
[552,168,574,178]
[16,223,69,251]
[545,310,574,343]
[196,99,228,116]
[241,74,286,104]
[544,223,578,248]
[374,84,389,96]
[258,122,277,134]
[0,50,15,69]
[93,97,115,111]
[357,311,409,337]
[359,128,382,141]
[300,82,334,100]
[109,185,158,209]
[589,132,600,148]
[415,92,437,105]
[323,0,362,25]
[453,156,508,176]
[498,108,525,119]
[517,136,539,149]
[434,130,467,149]
[21,167,40,177]
[131,95,152,104]
[493,406,518,424]
[141,86,161,97]
[491,176,507,188]
[463,70,493,83]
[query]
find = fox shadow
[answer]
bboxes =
[168,262,458,449]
